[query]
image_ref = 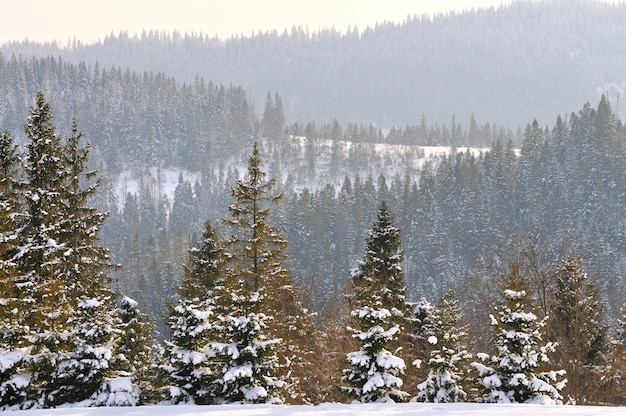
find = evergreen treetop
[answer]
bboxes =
[351,200,409,318]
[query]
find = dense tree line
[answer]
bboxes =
[3,95,626,408]
[0,54,508,171]
[3,1,626,128]
[275,97,626,319]
[0,93,157,408]
[1,57,616,347]
[5,79,614,340]
[0,54,258,172]
[0,53,513,334]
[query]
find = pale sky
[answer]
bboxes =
[0,0,511,45]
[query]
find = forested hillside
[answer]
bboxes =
[1,50,626,338]
[3,93,626,407]
[3,0,626,408]
[2,0,626,128]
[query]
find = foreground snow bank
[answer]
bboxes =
[10,403,626,416]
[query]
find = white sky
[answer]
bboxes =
[0,0,512,45]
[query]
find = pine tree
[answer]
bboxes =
[40,118,120,407]
[5,93,124,408]
[472,268,566,404]
[169,173,199,238]
[11,93,78,407]
[547,255,609,404]
[342,201,408,403]
[163,220,224,404]
[110,296,159,405]
[210,142,307,404]
[0,131,30,408]
[414,291,470,403]
[342,301,407,403]
[351,201,411,321]
[0,131,19,198]
[210,283,283,404]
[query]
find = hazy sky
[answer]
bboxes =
[1,0,511,45]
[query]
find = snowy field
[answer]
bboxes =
[10,403,626,416]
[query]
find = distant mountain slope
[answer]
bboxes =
[2,0,625,128]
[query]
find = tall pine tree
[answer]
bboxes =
[12,93,79,407]
[210,142,316,403]
[2,93,145,408]
[0,131,29,408]
[342,201,408,403]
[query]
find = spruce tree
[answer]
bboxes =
[210,282,283,403]
[110,296,159,405]
[163,220,224,404]
[350,201,411,320]
[11,93,78,407]
[414,291,470,403]
[42,120,122,406]
[0,131,19,198]
[342,302,407,403]
[4,93,127,408]
[342,201,408,403]
[211,142,310,404]
[547,255,609,403]
[0,131,30,408]
[221,142,318,404]
[472,268,566,404]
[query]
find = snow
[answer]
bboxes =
[111,144,491,210]
[0,348,29,371]
[115,167,200,209]
[7,402,626,416]
[504,289,526,300]
[223,365,253,382]
[107,377,133,393]
[78,298,104,308]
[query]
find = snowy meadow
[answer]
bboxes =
[9,403,626,416]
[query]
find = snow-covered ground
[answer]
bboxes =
[112,144,471,210]
[10,403,626,416]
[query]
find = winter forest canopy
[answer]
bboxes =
[2,0,626,411]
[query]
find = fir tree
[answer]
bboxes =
[350,200,414,359]
[342,301,407,403]
[350,201,410,321]
[472,268,566,404]
[12,93,78,407]
[168,174,199,238]
[163,220,224,404]
[42,118,120,407]
[211,142,296,404]
[41,120,122,406]
[210,284,283,404]
[342,201,408,403]
[4,93,126,408]
[547,255,609,403]
[414,291,470,403]
[0,131,19,199]
[110,296,159,405]
[0,131,30,408]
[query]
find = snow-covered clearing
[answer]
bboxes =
[112,144,476,210]
[10,403,625,416]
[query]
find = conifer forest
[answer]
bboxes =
[3,0,626,410]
